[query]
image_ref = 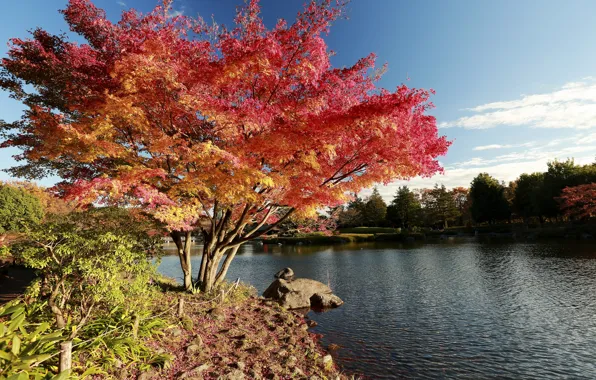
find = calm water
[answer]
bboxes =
[158,240,596,379]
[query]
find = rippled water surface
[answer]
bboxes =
[158,240,596,379]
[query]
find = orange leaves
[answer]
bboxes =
[1,0,450,233]
[560,183,596,220]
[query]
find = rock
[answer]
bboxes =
[195,364,210,373]
[249,369,263,380]
[310,293,343,309]
[285,355,298,368]
[263,277,342,310]
[322,355,333,371]
[284,335,297,345]
[235,361,246,370]
[306,320,318,328]
[138,371,157,380]
[171,327,183,337]
[191,335,204,347]
[181,315,194,330]
[186,344,201,354]
[274,267,295,281]
[178,364,210,379]
[269,364,284,375]
[218,369,245,380]
[208,307,226,321]
[328,343,341,351]
[293,368,304,377]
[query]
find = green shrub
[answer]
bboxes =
[339,227,399,234]
[0,183,44,234]
[10,208,162,337]
[0,300,62,379]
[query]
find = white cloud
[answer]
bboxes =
[472,142,534,151]
[367,136,595,202]
[117,1,126,6]
[166,1,186,19]
[167,9,184,18]
[441,78,596,130]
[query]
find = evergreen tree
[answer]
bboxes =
[469,173,510,224]
[425,184,460,228]
[387,186,421,228]
[363,188,387,226]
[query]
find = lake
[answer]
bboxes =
[158,240,596,379]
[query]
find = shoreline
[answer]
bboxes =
[1,276,353,379]
[127,283,353,380]
[260,227,596,246]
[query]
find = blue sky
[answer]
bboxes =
[1,0,596,201]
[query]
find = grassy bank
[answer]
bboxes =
[262,224,596,245]
[1,280,352,379]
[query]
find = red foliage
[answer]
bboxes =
[1,0,450,287]
[560,183,596,219]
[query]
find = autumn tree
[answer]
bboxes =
[560,183,596,220]
[540,159,596,220]
[0,0,450,292]
[451,186,470,226]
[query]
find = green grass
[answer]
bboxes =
[338,227,400,234]
[263,233,375,245]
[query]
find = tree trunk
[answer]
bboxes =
[196,204,294,292]
[199,238,229,293]
[198,246,208,286]
[171,231,193,291]
[215,245,241,285]
[49,280,66,329]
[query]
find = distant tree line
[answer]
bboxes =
[335,159,596,229]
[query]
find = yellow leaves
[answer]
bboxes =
[260,175,275,188]
[323,144,336,160]
[302,151,321,171]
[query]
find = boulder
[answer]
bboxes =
[263,269,343,310]
[274,267,295,281]
[310,293,344,308]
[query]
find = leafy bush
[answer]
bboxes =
[0,184,44,234]
[73,307,172,374]
[0,300,62,379]
[10,208,162,337]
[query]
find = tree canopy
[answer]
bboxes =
[386,186,421,228]
[469,173,510,224]
[0,0,449,290]
[0,183,44,233]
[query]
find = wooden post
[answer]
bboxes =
[132,314,140,338]
[220,289,225,304]
[59,340,72,373]
[177,298,184,317]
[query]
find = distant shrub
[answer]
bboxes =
[0,184,44,233]
[339,227,399,234]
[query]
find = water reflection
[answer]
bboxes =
[158,241,596,379]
